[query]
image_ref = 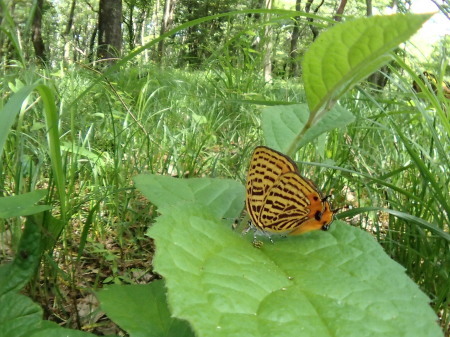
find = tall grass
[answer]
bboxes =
[1,60,266,327]
[329,59,450,331]
[1,52,449,333]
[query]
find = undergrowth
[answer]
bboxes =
[0,14,448,336]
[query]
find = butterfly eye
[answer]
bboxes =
[314,210,323,221]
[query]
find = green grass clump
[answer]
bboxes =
[0,12,448,337]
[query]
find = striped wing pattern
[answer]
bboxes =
[245,146,297,229]
[246,146,333,235]
[259,172,315,232]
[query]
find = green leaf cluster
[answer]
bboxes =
[0,217,96,337]
[0,12,443,337]
[131,13,442,337]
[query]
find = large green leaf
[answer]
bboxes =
[261,103,354,153]
[303,14,432,114]
[148,203,443,337]
[133,174,245,219]
[97,281,194,337]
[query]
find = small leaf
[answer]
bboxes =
[0,84,37,159]
[0,292,42,337]
[96,281,194,337]
[303,14,432,114]
[262,103,354,152]
[149,204,443,337]
[60,142,106,167]
[29,321,97,337]
[0,190,51,219]
[36,84,67,219]
[134,174,245,219]
[0,292,96,337]
[0,216,43,295]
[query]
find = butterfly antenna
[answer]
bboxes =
[332,207,341,214]
[322,194,332,202]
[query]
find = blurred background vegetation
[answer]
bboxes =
[0,0,449,335]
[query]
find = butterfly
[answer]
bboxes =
[245,146,334,238]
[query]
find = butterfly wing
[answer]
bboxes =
[246,146,298,231]
[260,172,334,235]
[246,146,334,235]
[257,172,310,233]
[258,171,332,234]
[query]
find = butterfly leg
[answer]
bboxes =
[231,218,239,231]
[243,220,274,245]
[242,220,254,235]
[254,228,274,244]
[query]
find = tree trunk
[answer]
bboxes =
[32,0,47,65]
[64,0,77,35]
[366,0,372,16]
[289,0,302,78]
[263,0,273,83]
[306,0,324,41]
[365,0,390,90]
[367,65,390,89]
[135,6,148,48]
[89,24,97,63]
[333,0,347,22]
[0,3,4,58]
[97,0,122,63]
[157,0,177,62]
[128,4,134,51]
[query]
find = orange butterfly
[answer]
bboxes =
[246,146,334,237]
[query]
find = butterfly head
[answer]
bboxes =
[319,199,335,231]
